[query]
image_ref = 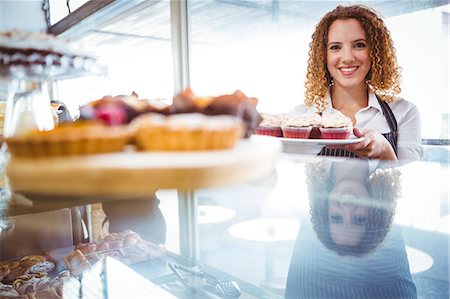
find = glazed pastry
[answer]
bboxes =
[63,250,92,276]
[0,282,20,297]
[12,272,50,295]
[0,265,10,282]
[28,261,56,274]
[2,265,27,284]
[75,243,97,255]
[19,255,47,268]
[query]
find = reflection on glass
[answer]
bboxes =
[285,159,417,299]
[102,193,167,246]
[4,81,55,138]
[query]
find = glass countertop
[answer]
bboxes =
[188,156,449,298]
[1,154,449,298]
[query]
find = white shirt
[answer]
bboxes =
[289,91,423,161]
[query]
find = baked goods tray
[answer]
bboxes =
[6,135,281,196]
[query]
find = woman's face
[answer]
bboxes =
[328,180,370,246]
[326,18,371,90]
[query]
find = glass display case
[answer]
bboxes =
[1,1,449,298]
[1,151,449,298]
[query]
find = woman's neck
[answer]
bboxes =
[330,84,368,123]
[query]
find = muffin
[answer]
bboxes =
[255,113,288,137]
[281,115,313,139]
[305,113,323,139]
[319,112,353,139]
[132,113,243,151]
[5,120,132,157]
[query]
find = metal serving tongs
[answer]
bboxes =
[167,262,241,298]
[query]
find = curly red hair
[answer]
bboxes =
[305,5,401,112]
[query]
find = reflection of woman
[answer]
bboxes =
[285,160,417,298]
[102,193,166,245]
[308,160,398,256]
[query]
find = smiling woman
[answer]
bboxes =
[289,5,423,161]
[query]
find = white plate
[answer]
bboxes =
[280,137,364,145]
[279,137,364,155]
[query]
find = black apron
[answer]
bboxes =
[319,97,398,158]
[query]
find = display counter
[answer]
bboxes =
[1,147,449,298]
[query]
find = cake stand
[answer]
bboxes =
[0,51,106,139]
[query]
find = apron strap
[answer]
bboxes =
[318,96,398,158]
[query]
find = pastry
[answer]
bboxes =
[120,247,148,264]
[12,273,50,295]
[2,265,27,284]
[63,250,92,276]
[0,265,10,282]
[319,112,353,139]
[5,120,132,157]
[203,90,261,138]
[28,261,55,274]
[96,242,110,252]
[32,286,62,299]
[75,243,97,255]
[132,113,243,151]
[0,282,20,297]
[19,255,47,268]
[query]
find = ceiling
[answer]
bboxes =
[50,0,450,48]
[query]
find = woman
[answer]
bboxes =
[291,5,422,161]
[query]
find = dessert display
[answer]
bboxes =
[79,89,260,152]
[5,120,132,157]
[0,230,163,298]
[255,113,289,137]
[0,254,71,298]
[3,88,262,156]
[62,230,164,276]
[319,112,353,139]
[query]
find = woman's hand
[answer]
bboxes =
[340,128,397,160]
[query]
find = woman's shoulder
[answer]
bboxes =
[388,96,420,117]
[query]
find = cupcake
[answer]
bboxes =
[281,115,313,139]
[304,113,322,139]
[319,113,353,139]
[255,113,288,137]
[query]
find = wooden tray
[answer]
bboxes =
[6,136,281,196]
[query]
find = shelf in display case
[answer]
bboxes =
[0,51,106,81]
[6,135,281,196]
